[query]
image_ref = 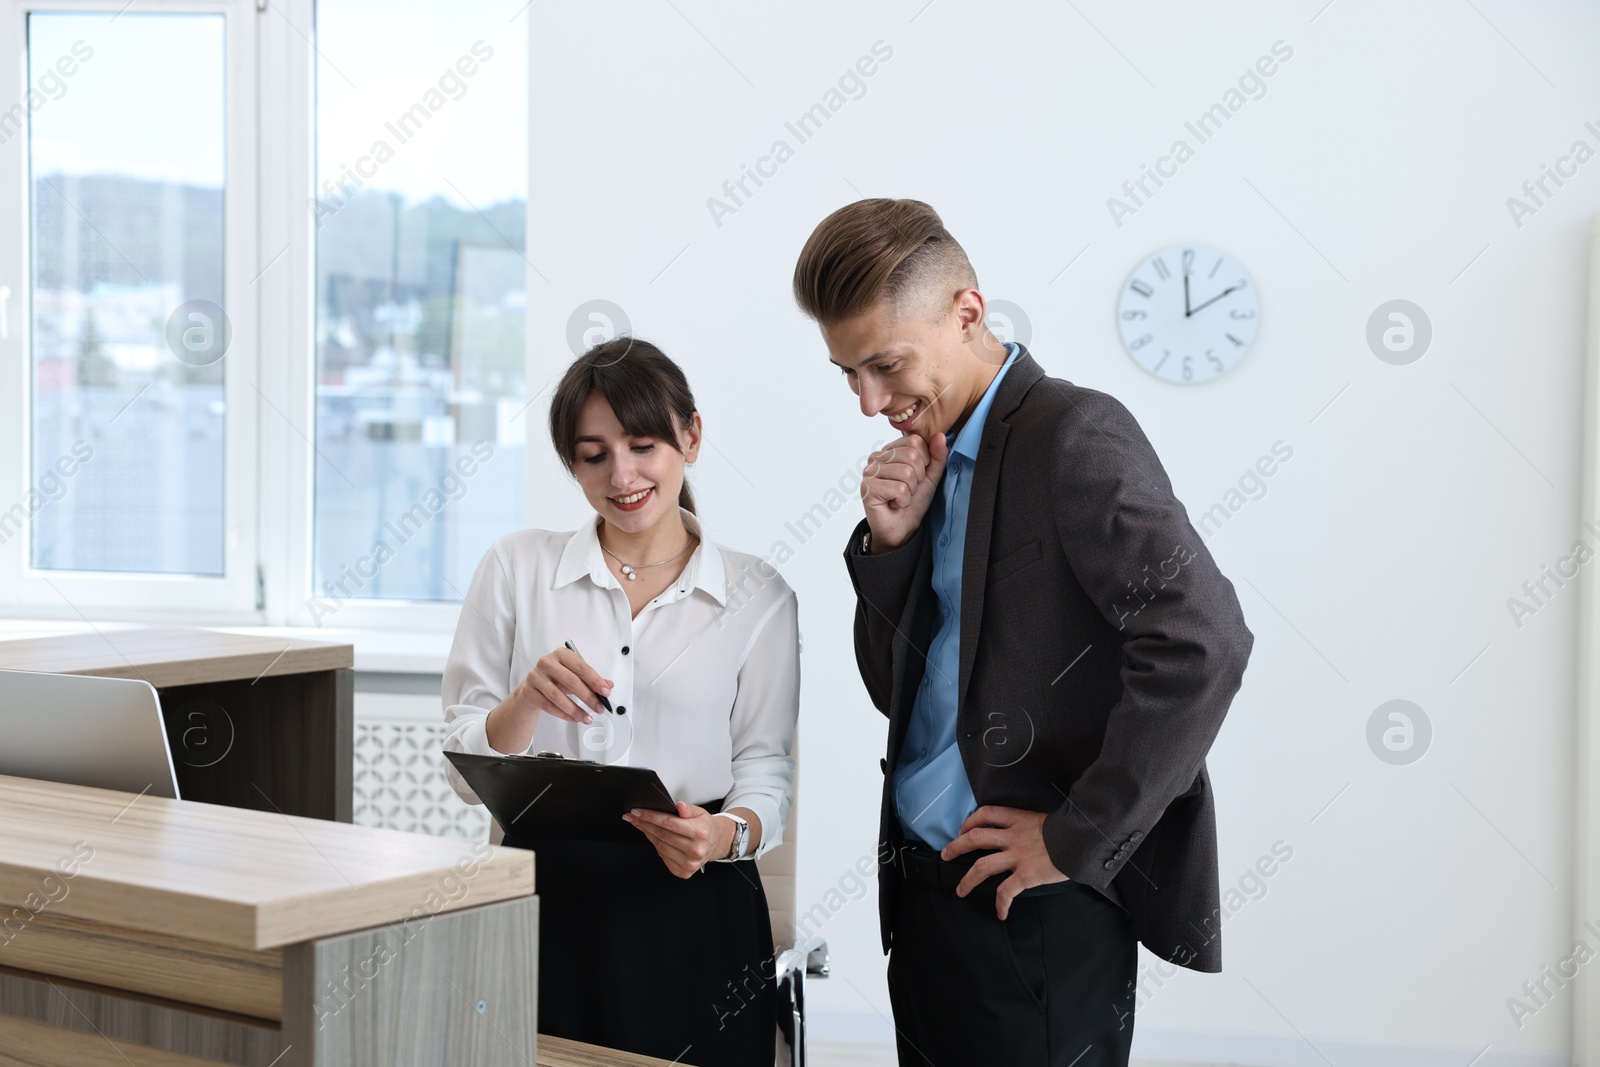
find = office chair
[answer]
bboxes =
[756,730,827,1067]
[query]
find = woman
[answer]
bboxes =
[441,336,799,1066]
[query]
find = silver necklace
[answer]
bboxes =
[598,526,697,581]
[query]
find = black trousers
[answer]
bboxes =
[506,832,775,1067]
[886,842,1137,1067]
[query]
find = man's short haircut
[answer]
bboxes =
[792,198,977,326]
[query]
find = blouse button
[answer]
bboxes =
[616,705,627,716]
[621,646,630,655]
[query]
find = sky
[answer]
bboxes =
[316,0,530,209]
[26,2,529,209]
[29,13,226,188]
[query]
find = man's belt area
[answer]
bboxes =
[888,838,1076,902]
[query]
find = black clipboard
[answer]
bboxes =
[445,750,679,845]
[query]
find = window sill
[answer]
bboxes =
[0,619,452,675]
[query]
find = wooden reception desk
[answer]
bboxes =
[0,775,677,1067]
[0,627,354,822]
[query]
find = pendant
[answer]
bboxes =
[623,565,636,580]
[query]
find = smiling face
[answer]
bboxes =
[823,287,999,444]
[571,391,701,533]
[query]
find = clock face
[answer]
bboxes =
[1117,244,1259,384]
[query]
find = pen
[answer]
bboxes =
[562,639,614,714]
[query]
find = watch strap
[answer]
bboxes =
[712,812,749,861]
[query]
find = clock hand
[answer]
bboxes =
[1184,273,1192,318]
[1188,283,1245,316]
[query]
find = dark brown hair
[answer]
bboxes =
[792,198,977,325]
[548,337,697,515]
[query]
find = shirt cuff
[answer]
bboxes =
[443,707,529,806]
[844,518,928,620]
[451,708,531,755]
[723,792,782,860]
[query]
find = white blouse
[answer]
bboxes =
[441,506,800,859]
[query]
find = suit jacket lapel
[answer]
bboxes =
[957,347,1046,717]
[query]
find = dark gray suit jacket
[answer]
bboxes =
[842,345,1253,973]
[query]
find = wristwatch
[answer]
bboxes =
[860,529,871,555]
[713,812,749,861]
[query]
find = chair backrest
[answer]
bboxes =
[755,729,798,951]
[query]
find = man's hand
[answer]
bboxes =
[942,805,1068,920]
[861,431,949,551]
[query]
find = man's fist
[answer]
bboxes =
[861,431,949,551]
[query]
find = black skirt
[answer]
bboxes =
[506,830,776,1067]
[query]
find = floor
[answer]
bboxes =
[811,1047,1224,1067]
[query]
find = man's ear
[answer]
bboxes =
[952,287,987,341]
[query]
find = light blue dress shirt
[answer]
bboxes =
[892,342,1020,848]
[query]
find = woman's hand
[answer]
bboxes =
[517,646,614,725]
[485,647,612,755]
[624,801,730,879]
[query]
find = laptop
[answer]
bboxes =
[0,668,181,799]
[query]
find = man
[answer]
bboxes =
[792,199,1254,1065]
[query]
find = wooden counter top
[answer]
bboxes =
[0,627,352,688]
[0,1019,683,1067]
[0,775,531,951]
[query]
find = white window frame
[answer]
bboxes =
[1572,209,1600,1060]
[0,0,535,636]
[0,0,261,619]
[261,0,529,635]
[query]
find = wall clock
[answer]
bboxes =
[1117,244,1259,384]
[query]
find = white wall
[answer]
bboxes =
[526,1,1600,1060]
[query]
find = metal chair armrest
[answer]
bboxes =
[773,937,827,1067]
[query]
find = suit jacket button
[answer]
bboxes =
[1103,860,1116,870]
[1129,831,1143,842]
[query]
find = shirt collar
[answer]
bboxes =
[554,505,727,607]
[950,341,1020,462]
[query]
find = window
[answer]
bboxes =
[310,0,527,610]
[0,2,258,614]
[28,13,227,575]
